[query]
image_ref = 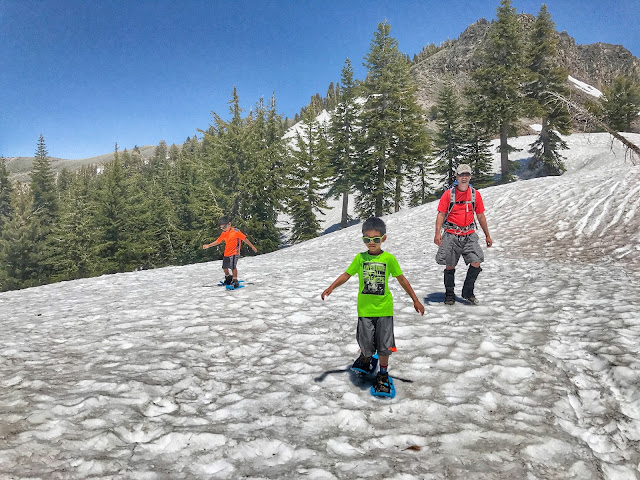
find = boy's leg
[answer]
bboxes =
[374,316,396,363]
[378,355,389,370]
[356,317,376,358]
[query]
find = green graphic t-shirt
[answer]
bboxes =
[345,251,403,317]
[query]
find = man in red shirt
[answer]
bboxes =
[434,164,493,305]
[203,216,257,288]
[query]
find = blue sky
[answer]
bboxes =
[1,0,638,160]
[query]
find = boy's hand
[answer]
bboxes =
[321,287,333,300]
[202,244,210,249]
[252,246,258,253]
[414,299,425,316]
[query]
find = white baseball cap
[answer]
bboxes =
[456,164,472,175]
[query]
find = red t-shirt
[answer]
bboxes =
[216,228,247,256]
[437,187,485,235]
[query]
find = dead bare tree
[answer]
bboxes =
[547,90,640,166]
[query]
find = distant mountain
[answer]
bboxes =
[5,145,159,183]
[411,14,640,132]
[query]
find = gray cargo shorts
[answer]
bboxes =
[436,232,484,267]
[222,255,240,270]
[356,316,396,357]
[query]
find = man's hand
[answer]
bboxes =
[434,232,442,246]
[321,287,333,300]
[486,236,493,248]
[252,246,258,253]
[414,299,425,316]
[202,243,211,249]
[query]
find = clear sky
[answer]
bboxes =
[1,0,638,159]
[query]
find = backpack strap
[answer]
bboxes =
[443,186,477,233]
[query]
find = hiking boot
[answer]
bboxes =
[464,295,478,305]
[374,372,391,395]
[462,265,482,303]
[223,275,233,285]
[231,278,240,289]
[444,293,456,306]
[444,268,456,306]
[351,353,373,374]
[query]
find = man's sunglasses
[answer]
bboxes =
[362,236,383,244]
[220,224,229,229]
[457,172,471,177]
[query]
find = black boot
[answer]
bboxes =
[444,268,456,305]
[224,275,233,285]
[462,265,482,304]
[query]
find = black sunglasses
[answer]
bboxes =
[362,236,383,244]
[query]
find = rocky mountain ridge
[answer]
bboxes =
[411,14,640,116]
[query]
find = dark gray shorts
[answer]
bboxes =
[436,232,484,267]
[222,255,239,270]
[356,316,395,357]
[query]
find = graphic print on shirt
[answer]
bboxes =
[362,262,386,295]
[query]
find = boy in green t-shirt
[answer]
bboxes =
[321,217,424,397]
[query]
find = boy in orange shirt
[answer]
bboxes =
[203,216,257,288]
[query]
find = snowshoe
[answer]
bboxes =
[371,372,395,398]
[351,353,379,375]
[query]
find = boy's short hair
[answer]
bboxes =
[362,217,386,235]
[219,216,231,226]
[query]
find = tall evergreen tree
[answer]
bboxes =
[433,83,466,190]
[287,107,331,243]
[600,76,640,132]
[94,144,129,273]
[407,136,434,207]
[469,0,528,182]
[46,172,98,281]
[241,92,287,252]
[30,134,58,225]
[328,58,360,228]
[526,4,570,176]
[0,186,42,291]
[357,21,429,217]
[0,157,13,232]
[463,102,495,188]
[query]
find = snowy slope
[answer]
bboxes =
[1,133,639,479]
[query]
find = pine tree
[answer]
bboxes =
[463,102,495,188]
[0,157,13,233]
[469,0,528,182]
[433,83,466,190]
[241,92,287,252]
[287,107,331,243]
[0,186,42,291]
[328,58,360,228]
[94,144,129,273]
[203,86,248,219]
[357,21,429,217]
[46,172,98,281]
[30,134,58,225]
[600,76,640,132]
[407,136,434,207]
[526,4,570,176]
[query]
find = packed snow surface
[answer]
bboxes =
[1,133,640,479]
